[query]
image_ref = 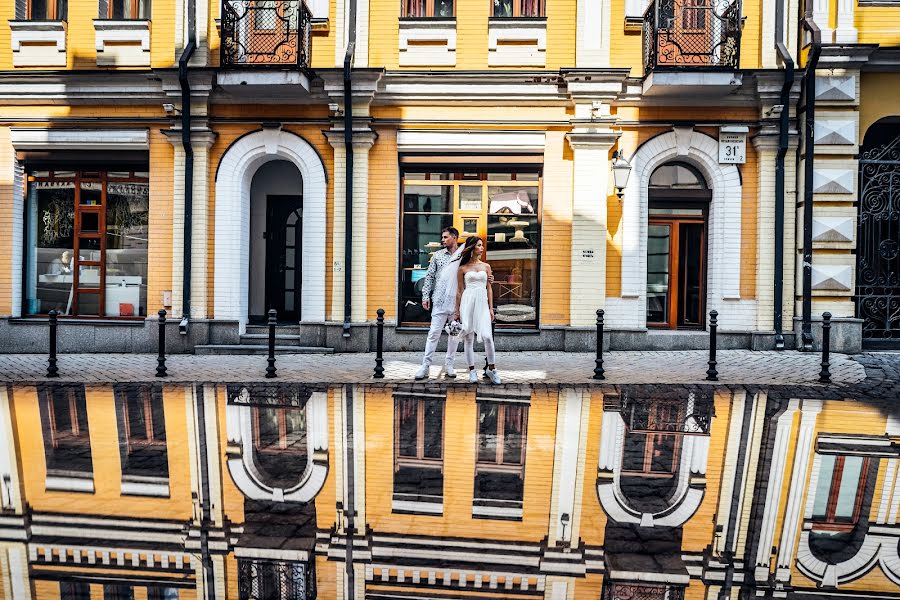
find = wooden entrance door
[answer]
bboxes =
[646,212,706,329]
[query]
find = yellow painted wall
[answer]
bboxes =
[364,387,557,540]
[11,385,194,520]
[857,4,900,46]
[860,73,900,143]
[367,126,399,320]
[148,129,175,317]
[540,129,573,325]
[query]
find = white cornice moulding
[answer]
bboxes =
[10,127,150,150]
[9,20,67,67]
[397,129,546,152]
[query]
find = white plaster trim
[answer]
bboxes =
[595,402,710,527]
[213,128,327,329]
[225,391,328,503]
[9,20,66,51]
[796,529,894,587]
[754,399,799,581]
[391,499,443,514]
[472,505,523,519]
[399,20,456,67]
[776,399,822,581]
[10,127,149,151]
[234,546,309,562]
[0,387,23,512]
[613,129,745,330]
[45,474,94,493]
[93,20,150,51]
[120,477,170,497]
[396,129,546,153]
[552,388,583,543]
[488,19,546,67]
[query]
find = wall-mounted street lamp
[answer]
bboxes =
[611,150,632,199]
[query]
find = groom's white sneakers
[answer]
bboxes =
[486,369,502,385]
[468,370,479,383]
[414,364,429,380]
[444,362,457,378]
[415,363,501,384]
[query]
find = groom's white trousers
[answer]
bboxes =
[421,307,460,367]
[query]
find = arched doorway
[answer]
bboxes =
[248,160,303,323]
[857,120,900,347]
[645,162,711,329]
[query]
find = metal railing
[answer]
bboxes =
[221,0,312,70]
[643,0,741,73]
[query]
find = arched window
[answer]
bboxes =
[646,162,711,329]
[251,405,308,490]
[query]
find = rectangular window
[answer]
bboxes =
[103,585,134,600]
[812,454,870,529]
[147,588,178,600]
[399,167,541,328]
[393,396,444,509]
[27,0,67,19]
[107,0,150,18]
[474,402,527,518]
[24,169,149,318]
[60,582,90,600]
[39,385,92,475]
[492,0,545,17]
[402,0,454,17]
[622,401,684,476]
[114,385,168,480]
[681,0,707,30]
[251,405,308,489]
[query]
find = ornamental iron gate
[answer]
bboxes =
[857,134,900,347]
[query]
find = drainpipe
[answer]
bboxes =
[178,0,196,335]
[342,0,358,339]
[195,386,216,598]
[344,385,356,596]
[773,0,795,350]
[799,4,821,350]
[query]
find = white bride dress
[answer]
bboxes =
[459,270,493,341]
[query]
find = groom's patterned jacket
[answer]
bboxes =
[421,248,454,308]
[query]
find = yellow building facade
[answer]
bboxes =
[1,0,897,354]
[1,379,898,599]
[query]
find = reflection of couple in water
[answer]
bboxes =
[416,227,501,384]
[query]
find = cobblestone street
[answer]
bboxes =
[0,350,874,387]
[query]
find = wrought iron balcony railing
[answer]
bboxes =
[221,0,312,70]
[642,0,741,73]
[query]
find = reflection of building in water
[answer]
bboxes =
[1,382,899,599]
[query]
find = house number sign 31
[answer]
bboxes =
[718,126,747,164]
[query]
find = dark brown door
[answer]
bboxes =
[646,209,706,329]
[265,195,302,322]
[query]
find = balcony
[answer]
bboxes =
[641,0,742,96]
[219,0,314,99]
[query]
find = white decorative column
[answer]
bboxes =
[755,399,800,583]
[566,128,619,326]
[327,130,377,323]
[754,133,779,332]
[835,0,857,44]
[548,388,591,547]
[775,399,822,582]
[812,0,833,42]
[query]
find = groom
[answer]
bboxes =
[415,226,462,380]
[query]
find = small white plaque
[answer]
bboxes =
[719,129,746,164]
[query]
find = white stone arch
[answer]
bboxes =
[214,127,327,330]
[225,391,329,503]
[608,128,753,330]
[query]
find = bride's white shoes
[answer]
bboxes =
[444,362,457,378]
[468,370,478,383]
[414,364,429,380]
[486,368,502,385]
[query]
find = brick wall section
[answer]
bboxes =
[541,130,573,326]
[0,127,22,316]
[151,0,177,67]
[147,130,175,317]
[367,127,398,320]
[741,138,759,300]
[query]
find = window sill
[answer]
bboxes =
[46,472,94,493]
[472,504,523,520]
[9,20,67,67]
[121,475,170,498]
[93,19,150,67]
[399,19,456,67]
[488,18,546,67]
[392,498,443,515]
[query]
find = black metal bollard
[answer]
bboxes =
[706,310,719,381]
[156,309,168,378]
[819,312,832,383]
[47,310,59,378]
[265,309,277,379]
[593,309,605,380]
[374,308,385,378]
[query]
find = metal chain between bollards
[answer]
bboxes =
[593,309,605,380]
[706,310,719,381]
[374,308,385,378]
[47,310,59,378]
[819,312,832,383]
[156,309,168,377]
[265,309,278,378]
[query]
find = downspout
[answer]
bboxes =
[178,0,197,334]
[344,385,356,596]
[774,0,795,350]
[195,386,216,598]
[800,3,821,350]
[342,2,357,337]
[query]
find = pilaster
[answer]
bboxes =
[547,388,590,548]
[326,129,377,324]
[566,126,619,326]
[575,0,610,67]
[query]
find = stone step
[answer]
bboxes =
[239,334,305,346]
[194,345,334,355]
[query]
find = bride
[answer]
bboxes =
[450,236,501,384]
